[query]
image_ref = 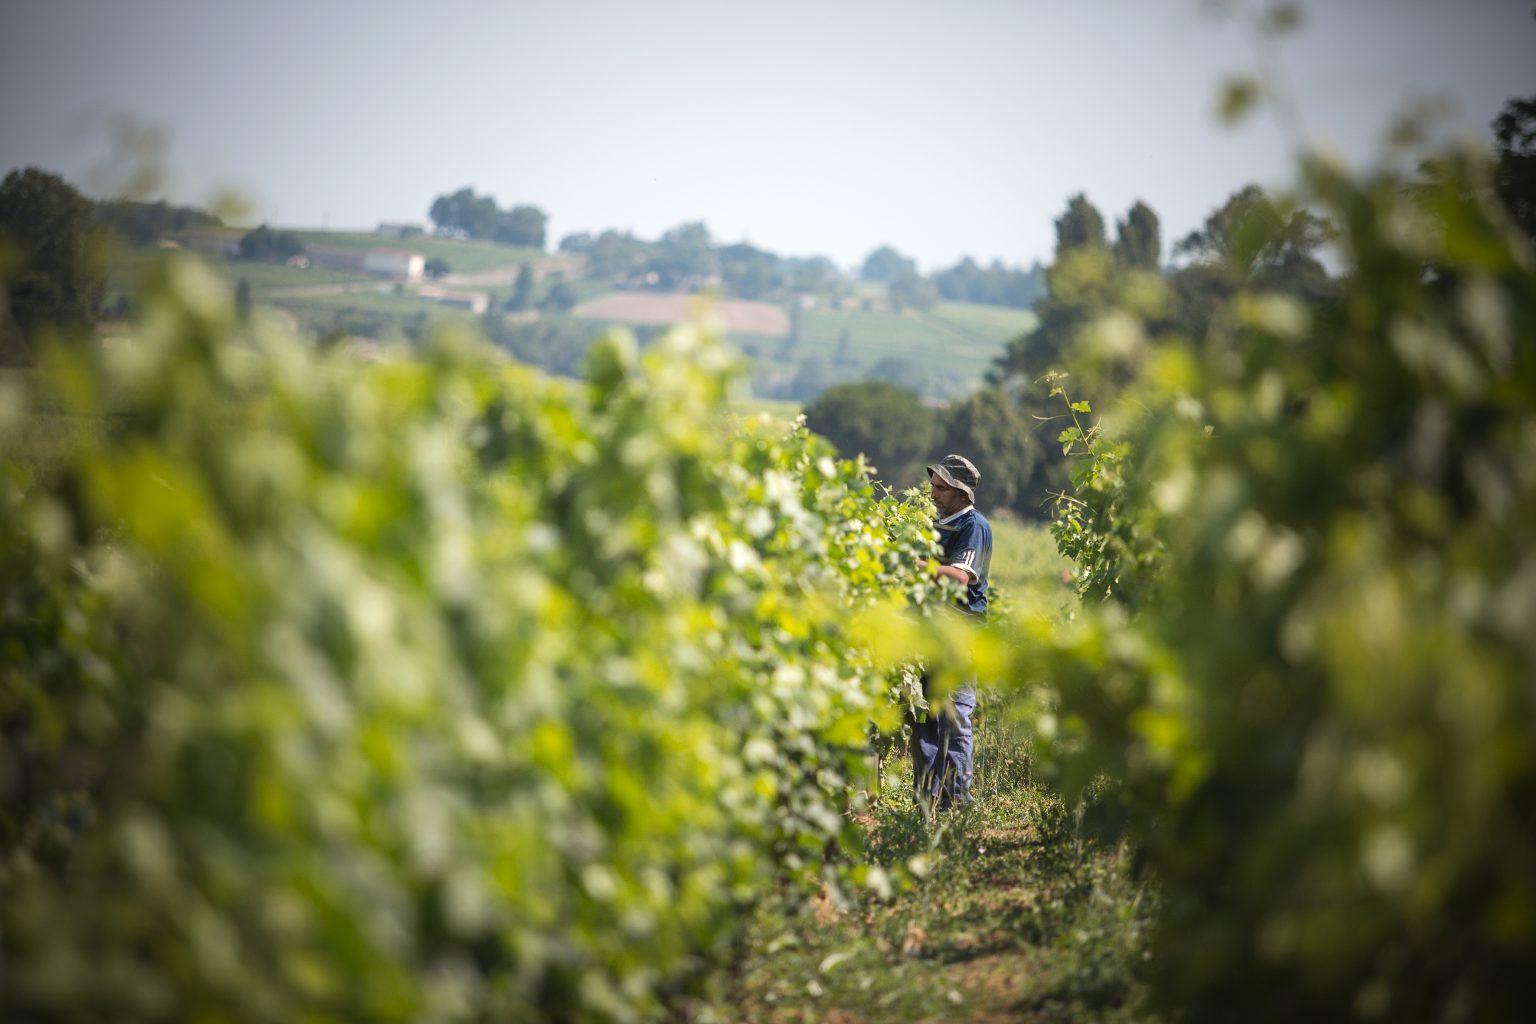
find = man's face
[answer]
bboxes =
[929,477,968,517]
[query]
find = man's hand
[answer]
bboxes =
[917,558,971,585]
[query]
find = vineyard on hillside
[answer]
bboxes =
[5,116,1536,1024]
[988,152,1536,1019]
[1,258,961,1020]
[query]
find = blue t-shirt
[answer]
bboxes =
[936,507,991,616]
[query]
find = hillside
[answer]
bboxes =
[106,232,1037,402]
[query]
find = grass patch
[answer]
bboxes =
[927,301,1038,345]
[731,396,802,420]
[270,287,481,339]
[105,246,373,301]
[0,367,112,479]
[727,395,803,433]
[988,517,1074,620]
[691,717,1156,1023]
[685,523,1149,1023]
[795,303,1031,396]
[213,259,372,293]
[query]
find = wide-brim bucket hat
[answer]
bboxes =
[926,453,980,502]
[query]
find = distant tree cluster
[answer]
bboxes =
[0,167,105,353]
[1165,185,1332,341]
[96,199,222,247]
[859,242,1046,313]
[805,178,1341,518]
[568,229,647,280]
[859,245,917,283]
[428,187,547,248]
[1493,93,1536,245]
[801,377,1065,515]
[238,224,305,262]
[501,264,577,315]
[784,255,839,295]
[1113,201,1161,269]
[506,264,536,311]
[930,257,1046,308]
[647,222,715,290]
[887,271,938,312]
[478,310,592,377]
[802,380,937,485]
[717,242,779,300]
[541,277,577,313]
[561,222,846,305]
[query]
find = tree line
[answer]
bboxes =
[804,90,1536,524]
[427,186,548,248]
[988,90,1536,1024]
[428,186,1047,310]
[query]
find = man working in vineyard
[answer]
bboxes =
[913,453,991,810]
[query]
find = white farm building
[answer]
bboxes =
[363,248,425,280]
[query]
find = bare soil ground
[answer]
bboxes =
[573,291,791,337]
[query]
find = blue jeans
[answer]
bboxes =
[911,683,975,809]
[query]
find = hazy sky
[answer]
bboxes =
[1,0,1532,270]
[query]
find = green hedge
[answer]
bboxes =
[1013,152,1536,1019]
[0,257,946,1021]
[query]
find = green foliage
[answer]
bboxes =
[1113,201,1161,270]
[717,242,782,300]
[238,223,305,262]
[1021,148,1536,1019]
[428,188,547,248]
[783,255,840,299]
[992,194,1165,389]
[1172,184,1329,279]
[478,313,593,377]
[495,205,548,249]
[97,199,222,247]
[992,241,1119,386]
[1493,93,1536,245]
[859,245,917,284]
[583,229,650,281]
[197,257,368,294]
[717,727,1153,1023]
[0,258,950,1021]
[1260,2,1304,35]
[578,227,788,299]
[935,385,1064,522]
[886,271,938,313]
[428,186,500,239]
[507,263,535,312]
[802,379,938,489]
[234,278,252,321]
[648,222,718,288]
[930,256,1046,309]
[1167,184,1334,343]
[1216,75,1262,126]
[783,302,1033,402]
[644,223,715,290]
[540,279,578,314]
[1053,194,1107,255]
[0,167,106,348]
[1044,376,1161,605]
